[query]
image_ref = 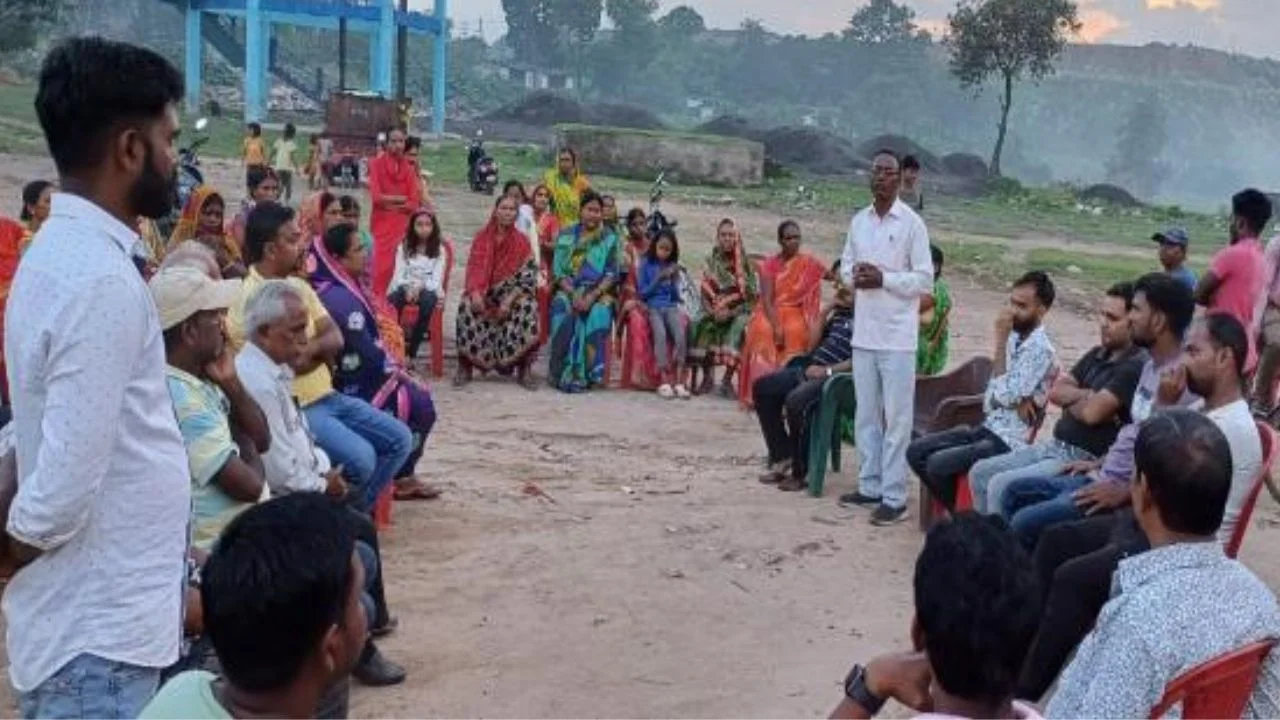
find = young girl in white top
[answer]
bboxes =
[388,208,446,359]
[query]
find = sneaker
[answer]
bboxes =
[674,384,692,399]
[657,384,675,399]
[838,491,881,508]
[870,504,909,526]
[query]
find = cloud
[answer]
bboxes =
[1077,7,1128,43]
[1145,0,1222,10]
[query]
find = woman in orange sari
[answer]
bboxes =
[168,185,247,279]
[0,216,24,405]
[368,127,422,298]
[301,191,408,365]
[738,220,826,408]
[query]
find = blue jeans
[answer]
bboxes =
[1003,474,1092,550]
[305,392,413,512]
[19,654,160,719]
[969,441,1094,514]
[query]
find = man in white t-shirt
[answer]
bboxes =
[838,150,934,526]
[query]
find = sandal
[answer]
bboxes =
[657,384,675,399]
[674,384,692,399]
[393,479,442,501]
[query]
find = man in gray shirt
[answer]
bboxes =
[1047,409,1280,718]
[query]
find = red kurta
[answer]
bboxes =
[368,151,422,298]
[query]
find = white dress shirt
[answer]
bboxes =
[3,193,191,691]
[839,198,933,353]
[235,340,330,496]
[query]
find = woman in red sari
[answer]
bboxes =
[619,207,684,390]
[0,216,24,405]
[738,220,827,408]
[368,127,422,298]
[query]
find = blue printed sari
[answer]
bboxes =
[548,224,620,392]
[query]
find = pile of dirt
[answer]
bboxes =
[1078,183,1143,208]
[855,134,942,171]
[762,127,868,176]
[484,91,666,131]
[696,115,765,142]
[941,153,989,179]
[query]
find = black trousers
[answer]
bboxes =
[753,367,826,479]
[1016,510,1148,700]
[906,425,1009,510]
[389,287,440,360]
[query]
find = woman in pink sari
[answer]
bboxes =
[368,127,422,298]
[737,220,826,408]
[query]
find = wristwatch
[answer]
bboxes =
[825,366,834,378]
[844,664,886,716]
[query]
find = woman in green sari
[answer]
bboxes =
[690,218,758,396]
[549,191,621,393]
[917,244,951,375]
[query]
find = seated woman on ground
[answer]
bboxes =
[738,219,826,408]
[690,218,757,397]
[169,185,247,279]
[637,229,691,399]
[310,223,440,501]
[455,195,541,389]
[548,191,621,393]
[388,207,447,363]
[917,244,951,376]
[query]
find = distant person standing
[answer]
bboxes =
[1152,227,1196,292]
[242,122,267,187]
[367,127,421,298]
[839,150,934,526]
[1255,231,1280,411]
[272,123,298,204]
[544,148,592,226]
[898,154,924,212]
[1195,188,1271,371]
[1,38,191,718]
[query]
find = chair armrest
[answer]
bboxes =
[930,395,986,433]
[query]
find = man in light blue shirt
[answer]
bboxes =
[1154,227,1197,292]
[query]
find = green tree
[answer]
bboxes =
[551,0,603,94]
[501,0,560,67]
[0,0,62,54]
[658,6,705,38]
[1106,95,1171,200]
[843,0,926,45]
[596,0,658,96]
[947,0,1080,176]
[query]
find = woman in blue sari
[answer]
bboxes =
[549,191,621,392]
[309,222,440,501]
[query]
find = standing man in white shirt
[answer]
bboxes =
[839,150,934,526]
[0,39,191,718]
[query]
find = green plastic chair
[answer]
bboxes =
[805,371,856,497]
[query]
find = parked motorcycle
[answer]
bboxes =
[646,171,677,240]
[155,117,209,240]
[467,131,499,195]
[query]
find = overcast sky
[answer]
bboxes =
[417,0,1277,61]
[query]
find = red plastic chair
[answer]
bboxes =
[1148,639,1276,718]
[1226,422,1277,559]
[373,484,394,531]
[397,238,454,379]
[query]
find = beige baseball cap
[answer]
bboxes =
[149,266,243,331]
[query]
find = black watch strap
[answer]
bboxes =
[844,664,886,716]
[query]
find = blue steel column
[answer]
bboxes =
[432,0,447,134]
[244,0,264,121]
[372,0,395,95]
[184,2,202,114]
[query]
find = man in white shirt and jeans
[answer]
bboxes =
[1,39,190,718]
[839,150,934,526]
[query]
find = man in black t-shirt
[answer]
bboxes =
[969,282,1147,514]
[755,287,854,492]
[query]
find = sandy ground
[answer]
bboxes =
[1,154,1278,717]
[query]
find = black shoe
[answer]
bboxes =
[371,616,399,638]
[870,504,909,526]
[777,476,807,492]
[838,491,881,508]
[353,646,407,687]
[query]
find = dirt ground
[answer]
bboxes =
[1,154,1279,718]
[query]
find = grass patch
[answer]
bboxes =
[1024,248,1208,291]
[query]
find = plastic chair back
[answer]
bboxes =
[1149,640,1275,718]
[1226,422,1277,559]
[913,356,993,437]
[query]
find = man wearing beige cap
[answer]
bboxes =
[151,266,271,550]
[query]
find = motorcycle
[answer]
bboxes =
[467,131,499,195]
[155,117,209,241]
